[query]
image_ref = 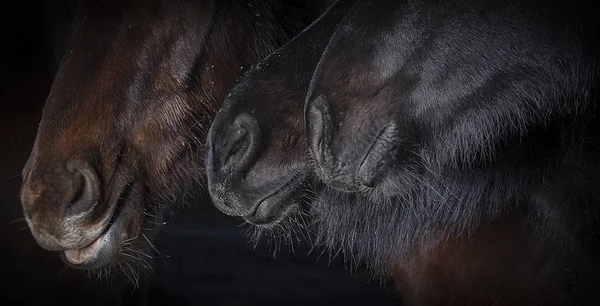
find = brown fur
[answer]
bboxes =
[20,0,334,272]
[392,219,575,305]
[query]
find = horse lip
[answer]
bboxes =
[60,179,138,269]
[243,172,307,225]
[62,228,109,266]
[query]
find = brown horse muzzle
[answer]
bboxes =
[20,158,106,251]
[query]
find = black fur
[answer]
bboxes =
[305,0,600,285]
[208,0,600,304]
[207,0,353,220]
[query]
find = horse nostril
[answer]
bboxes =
[306,94,335,174]
[19,159,102,250]
[356,123,401,188]
[64,160,101,217]
[218,113,262,176]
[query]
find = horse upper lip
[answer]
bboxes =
[66,182,127,251]
[59,179,138,268]
[79,179,136,248]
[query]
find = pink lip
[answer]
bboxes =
[63,234,106,265]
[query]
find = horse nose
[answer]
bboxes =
[20,159,101,250]
[207,113,262,215]
[63,160,101,217]
[306,95,336,181]
[212,113,262,178]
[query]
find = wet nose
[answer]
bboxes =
[207,113,262,215]
[20,159,101,250]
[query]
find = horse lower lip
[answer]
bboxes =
[63,234,105,265]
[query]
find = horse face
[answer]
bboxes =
[206,0,353,226]
[209,0,600,274]
[305,0,600,200]
[19,0,320,270]
[19,0,217,269]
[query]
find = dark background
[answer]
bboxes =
[0,1,399,305]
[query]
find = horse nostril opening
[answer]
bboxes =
[223,128,250,169]
[306,94,335,170]
[67,174,85,209]
[219,114,262,176]
[65,160,101,217]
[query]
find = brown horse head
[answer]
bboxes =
[20,0,330,270]
[206,0,353,227]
